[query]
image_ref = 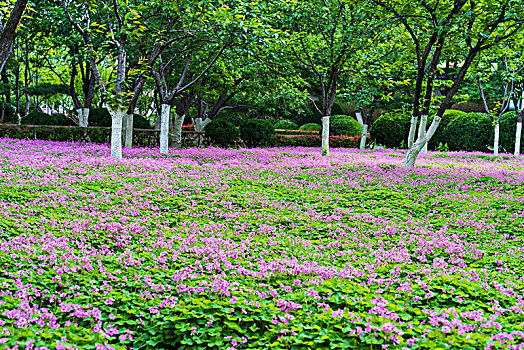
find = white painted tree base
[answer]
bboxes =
[321,116,329,156]
[108,108,124,159]
[515,122,522,156]
[160,104,170,155]
[359,124,368,150]
[407,117,418,148]
[493,123,500,156]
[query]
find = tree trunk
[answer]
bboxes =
[403,116,441,168]
[359,124,368,150]
[417,115,428,153]
[194,117,211,132]
[0,0,29,74]
[108,108,124,158]
[321,116,329,156]
[77,108,89,127]
[515,121,522,156]
[355,112,363,126]
[493,122,500,156]
[173,113,184,149]
[159,104,170,154]
[124,113,133,148]
[407,117,418,148]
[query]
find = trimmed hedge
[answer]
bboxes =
[1,103,17,123]
[89,108,152,129]
[206,119,239,147]
[214,113,244,127]
[276,134,360,148]
[240,119,275,147]
[0,124,111,143]
[427,109,467,150]
[298,123,321,131]
[370,110,411,148]
[442,112,492,152]
[330,115,363,136]
[499,112,523,154]
[273,119,298,130]
[22,110,75,126]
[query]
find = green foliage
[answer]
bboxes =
[206,119,239,148]
[330,115,363,136]
[23,84,69,97]
[240,119,275,147]
[0,125,110,143]
[89,108,112,127]
[427,109,467,150]
[499,112,523,154]
[273,119,298,130]
[298,123,321,131]
[370,110,411,148]
[214,113,245,127]
[133,114,152,129]
[22,110,74,126]
[1,103,17,123]
[276,134,360,148]
[442,112,493,152]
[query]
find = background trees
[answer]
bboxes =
[0,0,523,164]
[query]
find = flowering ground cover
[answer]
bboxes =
[1,138,524,350]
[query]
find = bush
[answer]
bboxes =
[22,110,74,126]
[133,114,152,129]
[214,113,244,127]
[1,103,17,123]
[274,119,298,130]
[499,112,523,154]
[370,110,411,148]
[89,108,111,127]
[330,115,363,136]
[276,134,360,148]
[240,119,275,147]
[206,119,239,147]
[427,109,467,150]
[299,123,321,131]
[442,112,492,152]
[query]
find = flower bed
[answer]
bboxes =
[0,138,524,349]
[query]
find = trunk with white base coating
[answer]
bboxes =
[417,115,428,153]
[407,117,418,148]
[355,112,363,126]
[159,104,170,155]
[493,123,500,156]
[359,124,368,150]
[403,116,441,167]
[173,114,184,149]
[515,122,522,156]
[108,108,124,159]
[321,116,329,156]
[124,113,133,148]
[194,117,211,132]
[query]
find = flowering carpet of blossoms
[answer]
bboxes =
[1,138,524,350]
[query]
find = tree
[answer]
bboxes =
[0,0,29,74]
[373,0,524,167]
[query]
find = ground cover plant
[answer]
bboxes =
[0,138,524,350]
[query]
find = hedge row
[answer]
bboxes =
[276,134,361,148]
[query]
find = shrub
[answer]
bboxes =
[299,123,321,131]
[206,119,239,147]
[240,119,275,147]
[499,112,523,154]
[214,113,244,127]
[1,103,17,123]
[442,112,492,152]
[276,134,360,148]
[370,110,411,148]
[427,109,467,150]
[133,114,152,129]
[89,108,112,127]
[22,110,74,126]
[329,115,363,136]
[274,119,298,130]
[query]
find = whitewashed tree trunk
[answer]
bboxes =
[417,115,428,153]
[77,108,89,127]
[403,116,441,167]
[493,122,500,156]
[355,112,364,126]
[108,108,124,159]
[159,104,171,155]
[515,122,522,156]
[407,117,418,148]
[194,117,211,132]
[321,116,329,156]
[359,124,368,150]
[173,113,184,149]
[124,113,133,148]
